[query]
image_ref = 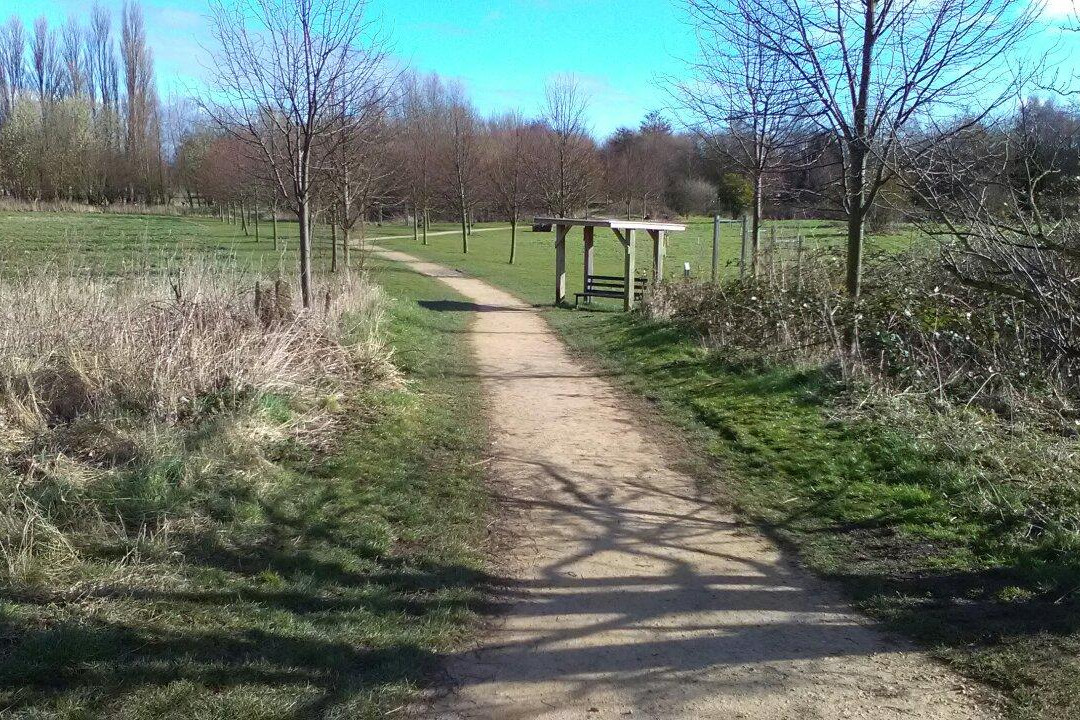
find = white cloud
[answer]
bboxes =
[1042,0,1076,19]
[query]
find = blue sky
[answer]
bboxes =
[8,0,1079,137]
[9,0,691,137]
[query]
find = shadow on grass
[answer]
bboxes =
[562,311,1080,714]
[0,383,492,719]
[418,299,531,313]
[0,483,491,717]
[0,615,439,718]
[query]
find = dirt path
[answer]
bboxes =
[374,248,995,720]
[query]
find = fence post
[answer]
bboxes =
[711,215,721,283]
[769,226,778,283]
[740,214,748,278]
[796,234,804,291]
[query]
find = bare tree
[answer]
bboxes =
[732,0,1038,298]
[905,96,1080,371]
[87,5,111,112]
[60,18,84,98]
[31,17,61,104]
[486,112,532,263]
[121,1,158,200]
[679,1,804,275]
[201,0,391,307]
[333,101,392,268]
[442,82,479,253]
[538,74,593,217]
[0,17,26,122]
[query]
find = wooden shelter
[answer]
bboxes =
[533,217,688,311]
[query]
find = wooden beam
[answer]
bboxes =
[583,226,595,305]
[532,217,688,233]
[623,228,636,311]
[555,224,568,306]
[648,229,665,283]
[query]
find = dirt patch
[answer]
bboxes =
[375,247,998,720]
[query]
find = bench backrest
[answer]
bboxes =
[585,274,648,292]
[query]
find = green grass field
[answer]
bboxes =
[0,211,463,276]
[0,211,492,719]
[374,217,916,308]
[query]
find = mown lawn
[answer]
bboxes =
[375,217,916,307]
[375,220,1080,720]
[0,212,492,719]
[0,210,468,276]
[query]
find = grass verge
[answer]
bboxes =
[0,257,490,719]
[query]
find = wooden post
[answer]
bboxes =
[330,212,338,272]
[555,224,568,306]
[769,225,777,283]
[271,204,278,251]
[623,228,636,311]
[740,214,748,278]
[711,215,721,283]
[583,226,595,304]
[648,229,665,283]
[796,234,805,291]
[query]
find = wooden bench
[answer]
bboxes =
[575,274,648,306]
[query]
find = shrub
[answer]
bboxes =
[645,241,1080,426]
[715,173,754,218]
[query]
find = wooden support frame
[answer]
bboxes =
[555,224,568,305]
[647,229,665,283]
[540,218,685,312]
[583,226,595,305]
[614,228,637,311]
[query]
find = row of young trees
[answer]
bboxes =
[183,70,725,253]
[0,3,165,203]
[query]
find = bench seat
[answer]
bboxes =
[575,274,648,306]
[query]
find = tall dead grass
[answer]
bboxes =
[0,260,393,585]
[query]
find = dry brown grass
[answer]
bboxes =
[0,260,393,585]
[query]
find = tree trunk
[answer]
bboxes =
[331,212,338,273]
[846,0,874,301]
[751,173,763,277]
[253,191,260,244]
[360,215,367,263]
[460,188,469,254]
[343,224,351,268]
[422,207,429,245]
[846,159,866,298]
[298,201,312,308]
[341,172,352,267]
[509,214,517,264]
[272,204,279,251]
